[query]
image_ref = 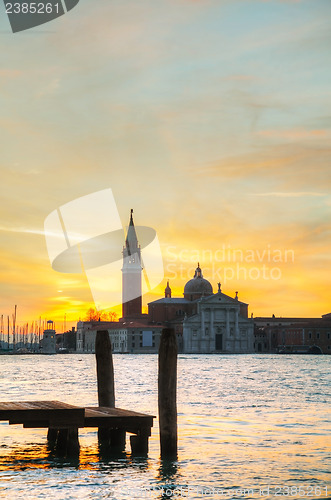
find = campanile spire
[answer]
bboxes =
[121,209,142,320]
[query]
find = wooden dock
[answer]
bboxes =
[0,401,155,456]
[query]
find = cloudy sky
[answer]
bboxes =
[0,0,330,329]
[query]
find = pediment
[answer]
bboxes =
[201,292,247,306]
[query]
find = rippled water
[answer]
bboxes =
[0,354,330,499]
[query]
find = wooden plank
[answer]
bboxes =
[97,407,156,418]
[125,426,152,436]
[0,401,85,427]
[84,407,155,419]
[0,400,81,415]
[84,407,154,429]
[0,402,153,431]
[23,421,49,428]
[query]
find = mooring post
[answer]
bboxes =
[130,427,150,456]
[54,428,80,456]
[96,330,115,408]
[95,329,120,448]
[47,426,80,457]
[158,327,178,460]
[47,427,58,447]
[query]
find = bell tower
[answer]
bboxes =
[121,209,142,320]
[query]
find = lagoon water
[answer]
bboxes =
[0,354,330,499]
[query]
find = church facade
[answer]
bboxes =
[148,264,254,354]
[182,286,254,354]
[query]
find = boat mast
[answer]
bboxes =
[7,315,10,350]
[0,315,3,349]
[12,305,17,351]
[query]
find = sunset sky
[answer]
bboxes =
[0,0,330,330]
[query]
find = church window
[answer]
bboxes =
[193,329,197,337]
[308,332,312,339]
[316,332,320,339]
[230,327,234,336]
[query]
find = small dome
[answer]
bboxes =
[184,264,213,300]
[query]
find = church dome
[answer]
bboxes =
[184,264,213,300]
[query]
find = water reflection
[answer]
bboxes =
[158,458,179,482]
[156,459,181,500]
[0,443,79,470]
[0,441,153,473]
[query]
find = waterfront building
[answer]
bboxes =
[76,320,163,354]
[253,315,331,354]
[41,320,56,354]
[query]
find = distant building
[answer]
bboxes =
[41,320,56,354]
[254,315,331,354]
[76,320,163,354]
[56,327,77,352]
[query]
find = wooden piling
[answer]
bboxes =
[55,427,80,456]
[95,330,115,408]
[95,329,116,447]
[46,427,80,457]
[47,427,58,447]
[130,428,150,456]
[158,327,178,459]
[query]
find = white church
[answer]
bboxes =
[149,263,255,354]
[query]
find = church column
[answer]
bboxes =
[226,309,230,337]
[235,309,239,335]
[201,308,205,336]
[235,309,240,351]
[210,309,214,352]
[210,309,214,337]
